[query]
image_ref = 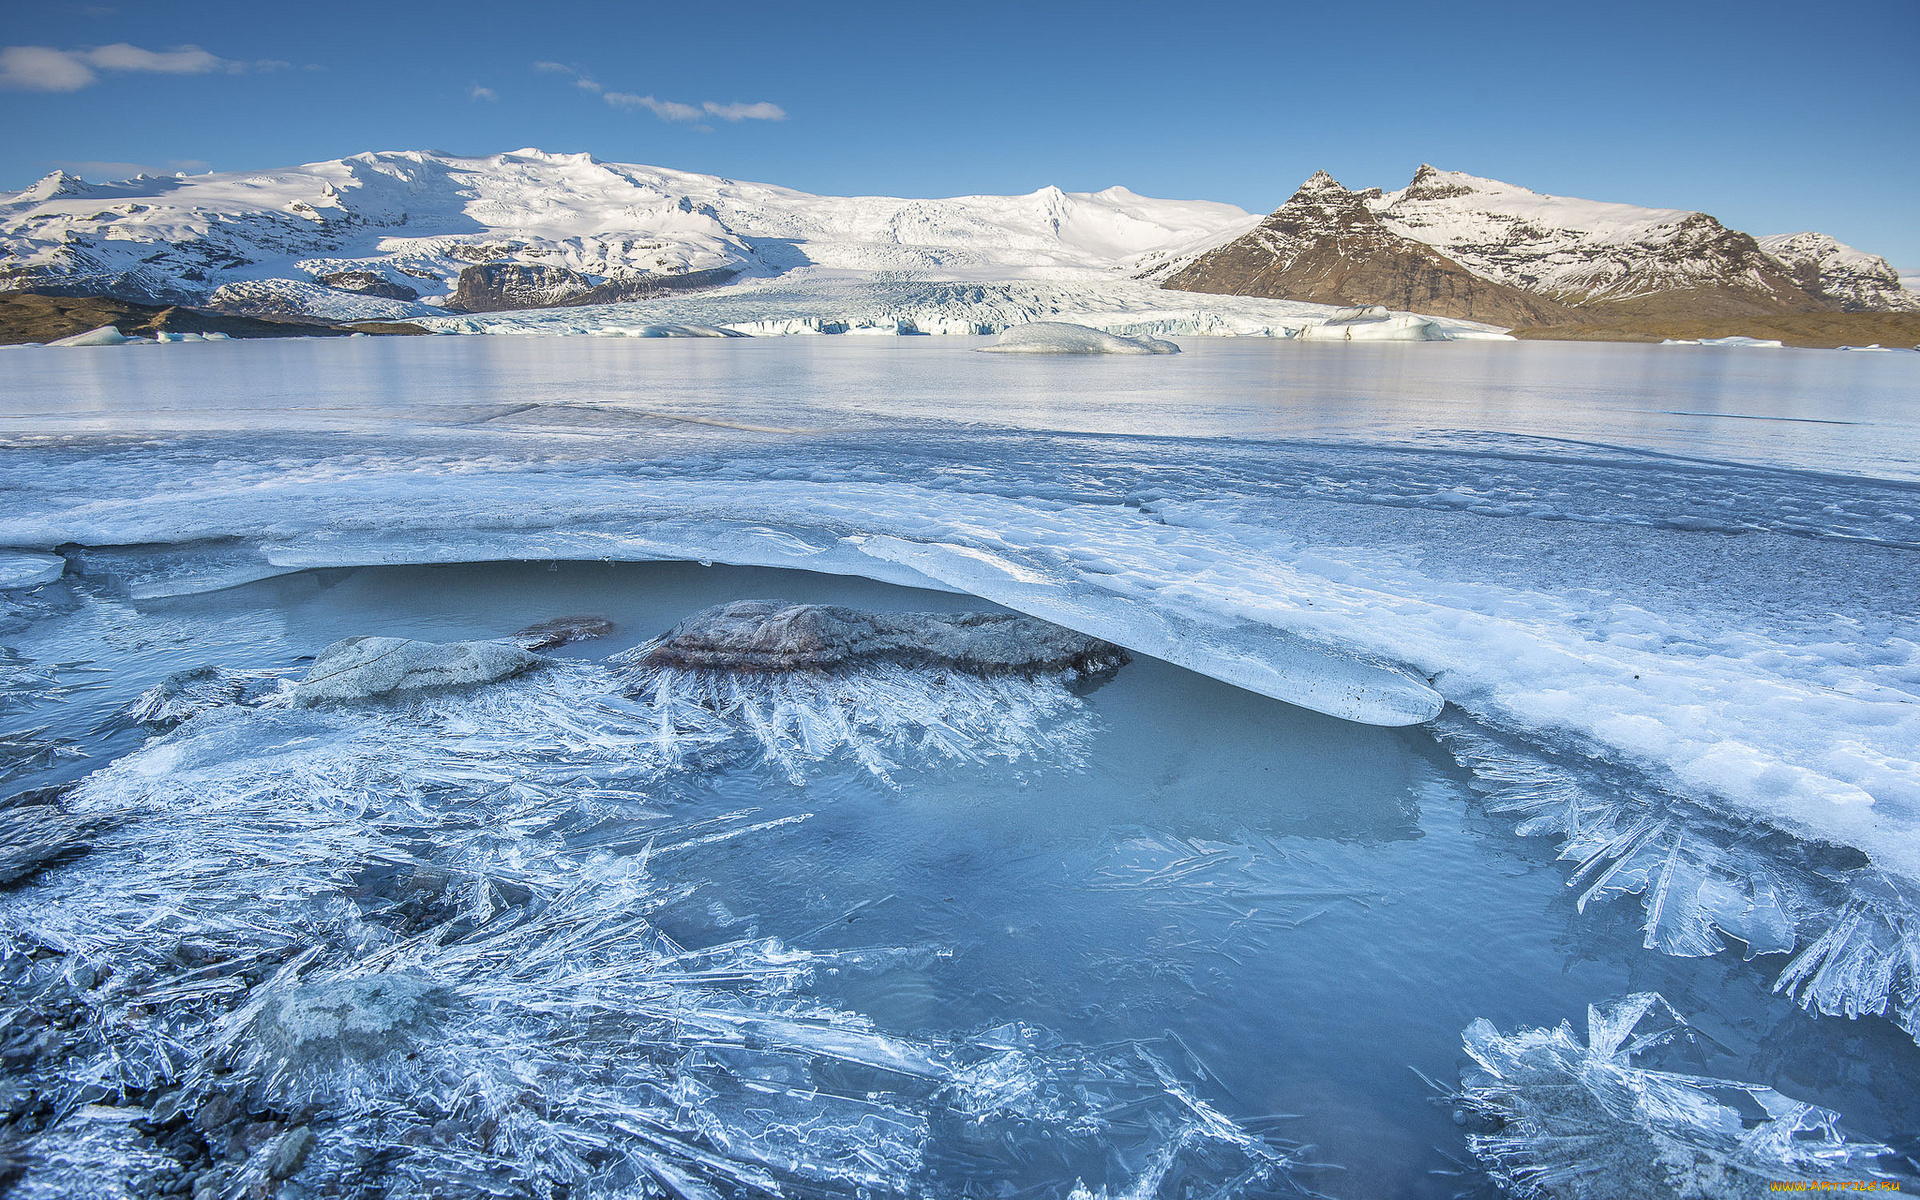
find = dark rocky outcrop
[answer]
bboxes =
[632,599,1130,677]
[447,263,739,313]
[512,615,616,651]
[0,290,428,345]
[1163,172,1575,327]
[315,270,420,302]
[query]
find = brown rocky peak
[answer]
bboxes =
[1399,164,1476,201]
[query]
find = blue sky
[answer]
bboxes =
[3,0,1916,265]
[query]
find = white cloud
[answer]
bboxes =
[703,100,785,122]
[84,43,229,73]
[0,46,98,91]
[0,42,272,91]
[470,84,497,101]
[533,61,783,125]
[604,91,701,121]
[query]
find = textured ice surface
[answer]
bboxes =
[978,322,1180,354]
[1454,993,1901,1198]
[1438,720,1920,1042]
[1,338,1916,879]
[0,650,1296,1199]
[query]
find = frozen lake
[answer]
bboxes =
[2,335,1917,1198]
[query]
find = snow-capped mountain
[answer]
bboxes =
[1159,171,1578,327]
[1159,165,1917,322]
[0,148,1256,322]
[5,149,1912,330]
[1367,166,1824,316]
[1757,232,1920,312]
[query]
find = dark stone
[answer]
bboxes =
[632,600,1130,677]
[512,615,615,651]
[315,271,420,302]
[446,263,738,313]
[0,290,429,345]
[0,805,110,888]
[264,1125,316,1179]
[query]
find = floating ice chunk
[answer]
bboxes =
[1296,306,1451,341]
[630,599,1130,676]
[46,324,131,347]
[1838,343,1894,351]
[979,322,1181,355]
[1455,993,1896,1198]
[1699,336,1783,347]
[291,636,542,704]
[0,551,64,590]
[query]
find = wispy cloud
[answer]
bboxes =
[470,84,497,102]
[0,42,283,91]
[55,158,209,180]
[701,100,785,122]
[532,61,784,124]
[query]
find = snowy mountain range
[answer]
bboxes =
[1,148,1913,330]
[1164,165,1918,322]
[0,148,1255,323]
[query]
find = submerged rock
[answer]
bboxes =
[292,637,541,705]
[255,974,452,1068]
[631,599,1130,677]
[512,614,616,651]
[0,802,107,888]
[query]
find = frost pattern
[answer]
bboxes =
[0,657,1292,1198]
[1453,993,1898,1199]
[612,656,1100,786]
[1437,719,1920,1044]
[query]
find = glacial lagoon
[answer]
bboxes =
[2,334,1918,1198]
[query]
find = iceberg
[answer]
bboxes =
[1296,305,1455,341]
[46,324,132,347]
[979,321,1180,354]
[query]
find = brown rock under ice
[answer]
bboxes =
[632,600,1130,676]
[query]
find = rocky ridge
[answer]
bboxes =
[1161,165,1916,322]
